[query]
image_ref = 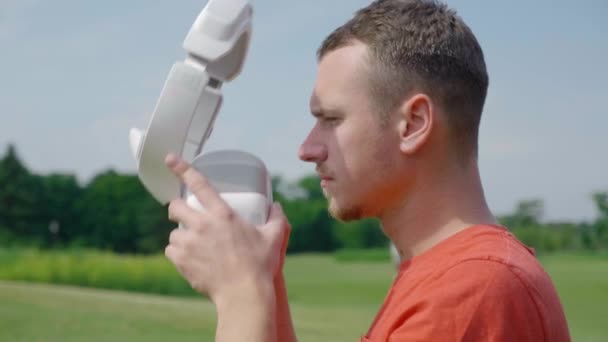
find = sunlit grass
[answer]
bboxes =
[0,250,606,341]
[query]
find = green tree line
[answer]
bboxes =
[0,144,606,254]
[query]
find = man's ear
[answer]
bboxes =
[398,93,434,155]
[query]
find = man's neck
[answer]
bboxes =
[380,160,498,261]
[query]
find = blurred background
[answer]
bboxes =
[0,0,606,341]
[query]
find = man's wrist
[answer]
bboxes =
[214,275,277,342]
[215,275,276,317]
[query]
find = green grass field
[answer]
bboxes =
[1,253,606,341]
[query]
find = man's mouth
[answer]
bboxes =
[320,179,332,189]
[316,165,333,181]
[318,173,333,189]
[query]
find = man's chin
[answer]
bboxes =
[328,201,363,222]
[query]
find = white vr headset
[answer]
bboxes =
[129,0,272,226]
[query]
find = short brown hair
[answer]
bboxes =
[318,0,489,158]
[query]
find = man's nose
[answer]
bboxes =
[298,141,327,163]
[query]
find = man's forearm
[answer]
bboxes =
[215,278,277,342]
[275,272,297,342]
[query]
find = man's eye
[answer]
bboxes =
[322,117,340,125]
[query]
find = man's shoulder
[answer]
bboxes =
[393,225,559,312]
[435,225,541,273]
[430,255,545,302]
[366,226,571,341]
[424,225,552,293]
[406,225,569,336]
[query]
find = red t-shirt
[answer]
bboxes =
[362,225,571,341]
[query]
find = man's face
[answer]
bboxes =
[298,42,404,221]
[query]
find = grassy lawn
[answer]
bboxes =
[0,253,606,341]
[540,254,608,342]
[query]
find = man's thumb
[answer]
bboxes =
[261,202,290,244]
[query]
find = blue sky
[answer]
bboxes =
[1,0,606,222]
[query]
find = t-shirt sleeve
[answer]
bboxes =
[388,259,545,342]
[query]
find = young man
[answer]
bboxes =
[163,0,571,341]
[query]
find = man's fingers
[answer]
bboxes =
[261,202,290,247]
[165,244,184,266]
[168,198,205,230]
[266,202,288,226]
[165,154,232,216]
[168,227,190,247]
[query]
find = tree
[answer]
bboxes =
[297,175,326,201]
[0,144,44,244]
[499,199,544,228]
[284,198,339,253]
[592,192,608,218]
[276,175,340,252]
[334,219,388,249]
[79,170,172,253]
[36,173,83,247]
[592,192,608,249]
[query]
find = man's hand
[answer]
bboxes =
[163,154,290,341]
